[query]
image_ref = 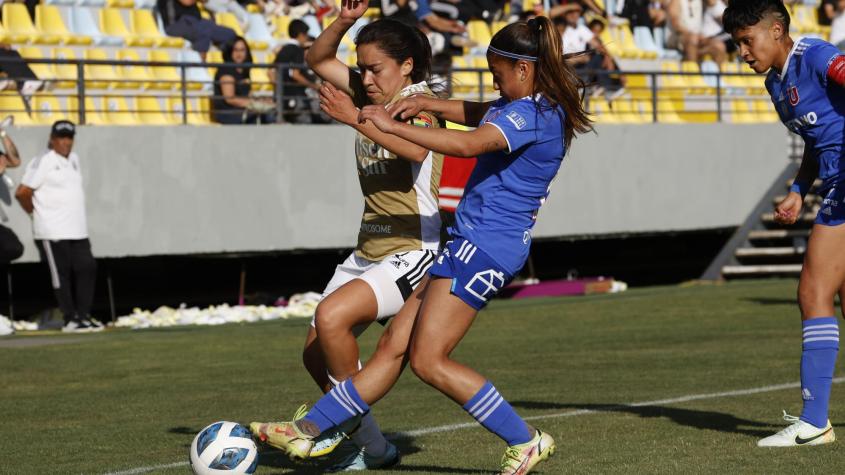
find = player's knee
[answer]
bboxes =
[798,279,836,315]
[314,301,347,336]
[409,349,443,385]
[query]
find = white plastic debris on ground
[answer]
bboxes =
[114,292,322,330]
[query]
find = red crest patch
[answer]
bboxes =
[788,86,800,106]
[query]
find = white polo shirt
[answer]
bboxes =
[21,149,88,240]
[563,24,594,55]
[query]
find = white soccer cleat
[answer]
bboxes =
[327,442,400,472]
[757,411,835,447]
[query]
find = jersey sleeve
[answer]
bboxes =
[804,41,841,87]
[409,110,436,129]
[484,100,539,154]
[21,155,47,189]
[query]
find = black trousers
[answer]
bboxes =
[36,239,96,322]
[0,49,39,87]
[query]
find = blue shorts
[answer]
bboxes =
[815,185,845,226]
[429,237,514,310]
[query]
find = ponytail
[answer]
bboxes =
[489,17,593,150]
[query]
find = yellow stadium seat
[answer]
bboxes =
[102,95,141,125]
[130,9,184,48]
[3,3,60,44]
[216,13,268,50]
[599,28,622,58]
[613,98,648,123]
[625,73,652,101]
[32,93,73,125]
[659,61,686,98]
[450,56,481,96]
[753,99,779,123]
[680,61,715,95]
[0,23,11,44]
[136,96,177,125]
[188,97,213,125]
[205,50,224,81]
[272,15,291,39]
[52,48,80,89]
[148,50,180,90]
[610,25,643,59]
[106,0,135,7]
[471,56,495,94]
[84,49,124,89]
[589,97,622,124]
[100,8,154,47]
[250,54,273,92]
[17,47,56,82]
[0,93,35,125]
[729,98,755,123]
[467,20,492,46]
[36,5,92,46]
[66,97,106,125]
[491,21,508,35]
[117,49,156,90]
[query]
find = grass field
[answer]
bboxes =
[2,279,844,474]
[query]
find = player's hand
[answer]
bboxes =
[339,0,368,21]
[386,95,428,121]
[774,191,804,225]
[358,105,396,133]
[319,82,358,125]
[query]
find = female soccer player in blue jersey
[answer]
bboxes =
[724,0,841,447]
[252,12,592,474]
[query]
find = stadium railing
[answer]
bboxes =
[0,55,776,125]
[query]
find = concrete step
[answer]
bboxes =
[747,229,811,240]
[722,264,802,277]
[735,246,804,258]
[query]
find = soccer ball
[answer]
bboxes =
[190,421,258,475]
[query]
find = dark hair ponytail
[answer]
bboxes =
[355,19,432,84]
[490,17,592,150]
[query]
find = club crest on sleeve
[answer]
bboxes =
[788,86,800,106]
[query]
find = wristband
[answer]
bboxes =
[789,181,810,198]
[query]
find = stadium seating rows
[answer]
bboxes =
[0,3,819,125]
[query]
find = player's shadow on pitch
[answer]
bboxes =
[744,297,798,306]
[510,401,774,438]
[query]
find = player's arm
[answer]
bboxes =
[359,104,507,158]
[1,132,20,168]
[219,75,252,108]
[15,184,34,214]
[305,0,367,96]
[387,96,496,127]
[319,83,430,162]
[826,54,845,87]
[775,145,818,225]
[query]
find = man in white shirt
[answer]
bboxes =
[15,121,101,333]
[556,7,626,99]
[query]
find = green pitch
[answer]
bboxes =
[2,279,842,474]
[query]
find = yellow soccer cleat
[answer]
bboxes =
[249,420,315,460]
[499,428,556,475]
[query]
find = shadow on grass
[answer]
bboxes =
[511,401,774,437]
[744,297,797,306]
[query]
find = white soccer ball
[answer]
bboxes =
[190,421,258,475]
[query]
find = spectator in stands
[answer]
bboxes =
[268,19,323,123]
[615,0,666,30]
[665,0,702,61]
[157,0,238,60]
[549,0,607,20]
[15,121,102,334]
[213,36,276,124]
[698,0,733,63]
[0,116,24,266]
[557,7,625,100]
[828,0,845,50]
[820,0,836,27]
[263,0,335,37]
[0,44,45,109]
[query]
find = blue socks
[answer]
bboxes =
[800,317,839,428]
[304,379,370,434]
[463,381,532,446]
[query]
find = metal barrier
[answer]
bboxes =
[0,55,774,125]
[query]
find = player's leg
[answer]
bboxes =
[758,221,842,447]
[251,276,431,459]
[408,240,554,474]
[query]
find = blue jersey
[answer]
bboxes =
[766,37,845,191]
[450,95,566,274]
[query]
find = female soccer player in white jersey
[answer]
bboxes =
[274,2,444,471]
[252,13,592,474]
[724,0,841,448]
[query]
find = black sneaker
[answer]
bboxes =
[86,317,105,331]
[62,319,95,333]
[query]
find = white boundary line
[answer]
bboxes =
[104,377,844,475]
